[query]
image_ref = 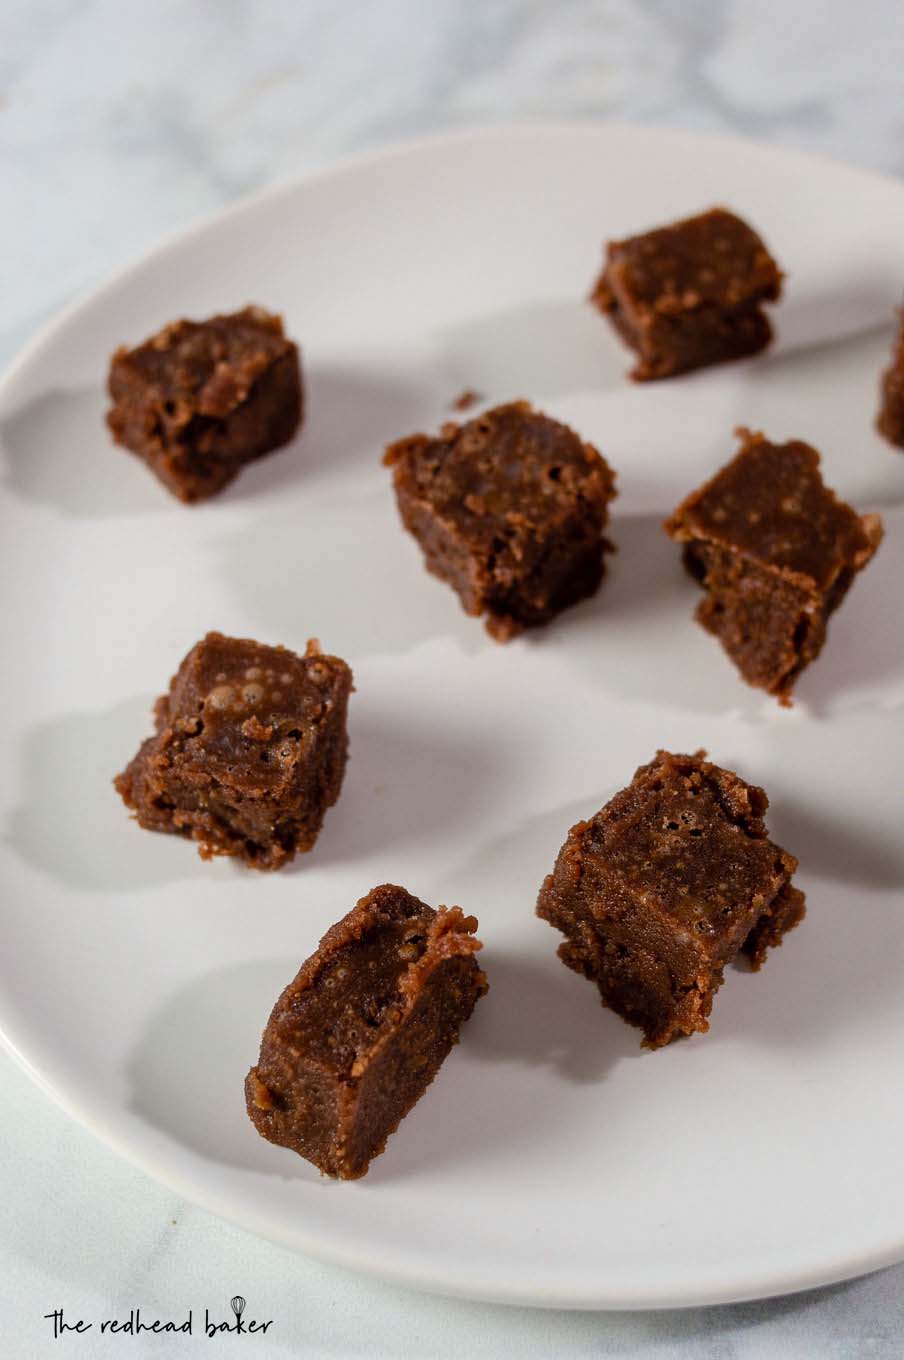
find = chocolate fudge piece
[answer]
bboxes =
[107,306,302,501]
[115,632,351,870]
[246,884,487,1178]
[590,208,782,381]
[383,401,617,641]
[665,429,883,703]
[877,308,904,448]
[536,750,805,1049]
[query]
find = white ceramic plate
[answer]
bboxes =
[1,123,903,1311]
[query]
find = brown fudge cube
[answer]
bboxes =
[246,884,487,1178]
[115,632,352,870]
[664,429,883,704]
[107,306,302,502]
[536,750,805,1049]
[877,307,904,448]
[590,207,782,381]
[383,401,617,641]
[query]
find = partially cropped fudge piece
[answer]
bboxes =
[664,429,883,703]
[536,750,805,1049]
[590,207,782,380]
[877,308,904,448]
[383,401,617,641]
[246,884,487,1178]
[107,306,302,501]
[115,632,351,870]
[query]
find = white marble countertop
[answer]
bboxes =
[4,2,904,1355]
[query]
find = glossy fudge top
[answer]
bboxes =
[110,306,296,418]
[604,208,782,314]
[573,750,795,940]
[157,631,351,795]
[666,429,883,589]
[383,401,616,546]
[255,884,486,1076]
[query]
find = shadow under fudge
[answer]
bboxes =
[216,364,430,503]
[363,955,640,1184]
[523,512,768,717]
[438,796,664,1066]
[5,697,195,892]
[126,953,562,1185]
[212,490,490,660]
[295,698,515,873]
[126,897,634,1182]
[127,957,326,1179]
[713,862,903,1049]
[0,365,426,518]
[769,273,901,356]
[788,508,904,712]
[450,782,904,1050]
[546,492,897,717]
[461,951,640,1084]
[441,299,625,402]
[0,386,172,519]
[764,787,904,892]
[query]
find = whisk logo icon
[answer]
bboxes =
[204,1295,273,1337]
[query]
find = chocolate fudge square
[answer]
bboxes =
[246,884,487,1178]
[877,308,904,449]
[107,306,302,502]
[590,207,782,381]
[536,750,805,1049]
[115,632,352,870]
[383,401,617,641]
[665,429,883,704]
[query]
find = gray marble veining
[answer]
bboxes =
[5,0,904,368]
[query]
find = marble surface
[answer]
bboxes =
[4,1,904,1355]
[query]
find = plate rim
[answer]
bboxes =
[6,1016,904,1312]
[2,118,903,1311]
[4,114,904,401]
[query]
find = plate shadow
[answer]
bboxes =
[466,951,641,1085]
[303,699,514,871]
[796,512,904,713]
[0,386,169,517]
[4,696,194,891]
[767,787,904,891]
[527,512,764,717]
[127,957,320,1179]
[442,298,624,402]
[444,786,904,1054]
[212,487,487,658]
[222,363,432,501]
[126,952,601,1186]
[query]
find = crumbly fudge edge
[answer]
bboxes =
[246,887,486,1176]
[536,751,802,1046]
[113,634,352,868]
